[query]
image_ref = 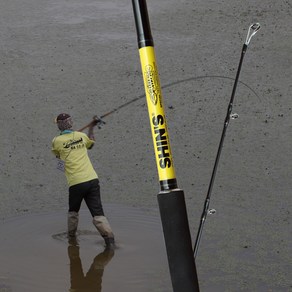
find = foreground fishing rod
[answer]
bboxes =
[194,23,261,258]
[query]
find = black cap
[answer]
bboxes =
[56,113,71,121]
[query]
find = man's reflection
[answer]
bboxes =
[68,241,114,292]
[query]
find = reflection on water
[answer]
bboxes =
[68,238,114,292]
[0,205,172,292]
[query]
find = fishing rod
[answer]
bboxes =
[78,93,145,132]
[78,115,105,131]
[78,75,260,132]
[194,23,261,258]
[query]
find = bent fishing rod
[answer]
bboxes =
[194,23,261,258]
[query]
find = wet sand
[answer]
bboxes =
[0,0,291,291]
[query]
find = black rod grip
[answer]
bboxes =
[158,189,200,292]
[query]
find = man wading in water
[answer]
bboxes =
[52,113,115,249]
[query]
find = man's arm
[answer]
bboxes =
[87,124,95,150]
[88,124,95,141]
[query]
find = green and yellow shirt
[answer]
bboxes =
[52,130,98,187]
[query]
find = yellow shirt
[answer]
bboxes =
[52,131,98,187]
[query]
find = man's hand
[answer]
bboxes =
[78,116,106,132]
[91,116,100,126]
[91,116,106,129]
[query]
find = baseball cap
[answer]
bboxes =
[55,113,71,122]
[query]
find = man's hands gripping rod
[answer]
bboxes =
[78,115,106,132]
[78,115,106,142]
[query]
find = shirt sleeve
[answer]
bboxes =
[51,137,60,157]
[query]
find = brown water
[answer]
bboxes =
[0,204,172,292]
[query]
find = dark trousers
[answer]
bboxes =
[69,179,104,217]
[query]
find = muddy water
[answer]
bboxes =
[0,204,172,292]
